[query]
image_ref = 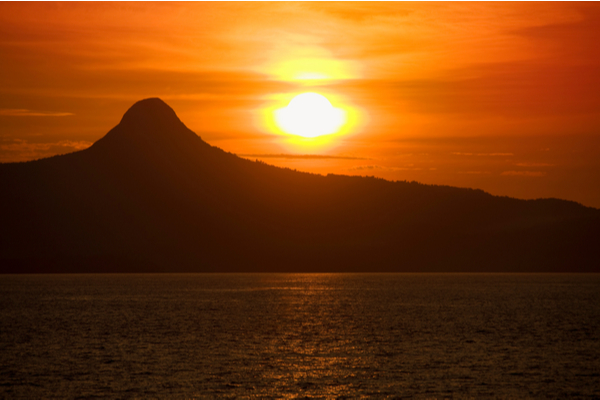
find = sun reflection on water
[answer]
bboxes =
[4,274,598,398]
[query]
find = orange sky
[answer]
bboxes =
[1,2,600,207]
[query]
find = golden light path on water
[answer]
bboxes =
[2,273,599,397]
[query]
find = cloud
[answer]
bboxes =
[349,164,383,171]
[1,65,297,105]
[514,162,554,167]
[240,153,367,160]
[0,139,92,163]
[0,109,74,117]
[512,3,600,64]
[459,171,492,175]
[302,2,413,23]
[348,164,421,172]
[333,58,600,119]
[501,170,546,177]
[452,152,514,156]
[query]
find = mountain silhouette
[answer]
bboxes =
[1,98,599,273]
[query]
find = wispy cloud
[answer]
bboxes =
[514,162,554,167]
[0,139,91,163]
[459,171,492,174]
[0,109,74,117]
[452,152,514,156]
[349,164,383,171]
[348,164,422,172]
[501,170,546,177]
[240,153,368,160]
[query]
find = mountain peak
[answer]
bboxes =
[92,98,200,151]
[119,97,187,132]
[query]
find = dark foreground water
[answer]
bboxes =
[1,274,599,399]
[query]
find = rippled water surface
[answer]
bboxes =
[1,274,599,399]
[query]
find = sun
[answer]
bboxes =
[274,92,346,138]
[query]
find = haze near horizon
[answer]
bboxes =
[1,2,600,207]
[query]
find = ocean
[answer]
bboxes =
[1,273,599,398]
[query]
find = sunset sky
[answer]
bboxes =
[1,2,599,207]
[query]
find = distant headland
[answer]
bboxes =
[1,98,598,273]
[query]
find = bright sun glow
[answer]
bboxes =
[274,92,346,138]
[272,58,358,81]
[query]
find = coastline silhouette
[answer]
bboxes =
[1,98,599,273]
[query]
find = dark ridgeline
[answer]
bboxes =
[1,98,599,273]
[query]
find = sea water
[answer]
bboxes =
[1,273,599,399]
